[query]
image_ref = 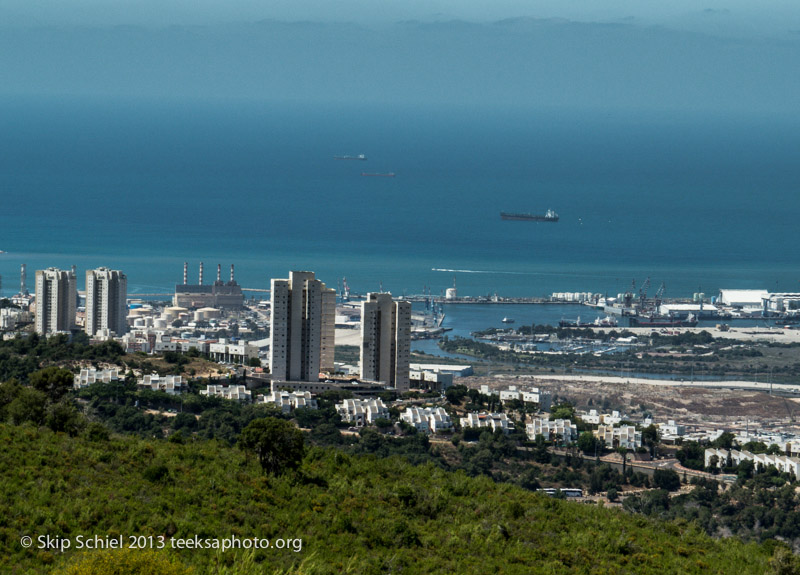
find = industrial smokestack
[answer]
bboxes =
[20,264,27,295]
[217,264,221,283]
[199,262,204,285]
[183,262,188,285]
[230,264,235,283]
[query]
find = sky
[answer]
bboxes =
[4,0,800,36]
[1,1,800,114]
[0,0,800,36]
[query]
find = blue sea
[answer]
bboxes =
[1,96,798,300]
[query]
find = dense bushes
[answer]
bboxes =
[0,424,781,575]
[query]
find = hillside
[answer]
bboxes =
[0,423,785,575]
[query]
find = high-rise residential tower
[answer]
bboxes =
[85,267,128,337]
[34,267,77,335]
[360,292,411,391]
[269,271,336,382]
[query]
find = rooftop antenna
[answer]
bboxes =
[183,262,188,285]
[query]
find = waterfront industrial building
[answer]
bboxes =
[173,262,244,310]
[359,292,412,391]
[34,267,77,335]
[85,267,128,337]
[269,271,336,382]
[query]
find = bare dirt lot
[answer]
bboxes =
[465,373,800,434]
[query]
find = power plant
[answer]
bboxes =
[173,262,244,310]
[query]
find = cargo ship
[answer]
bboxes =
[500,209,559,222]
[559,316,619,328]
[628,315,698,328]
[361,172,396,177]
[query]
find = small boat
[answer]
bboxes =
[334,154,367,160]
[502,317,515,324]
[361,172,396,177]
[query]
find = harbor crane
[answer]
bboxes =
[638,277,651,312]
[654,282,666,309]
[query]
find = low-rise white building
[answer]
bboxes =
[1,307,31,330]
[409,369,454,390]
[336,398,389,426]
[409,363,473,377]
[658,420,686,439]
[580,410,625,426]
[460,412,514,434]
[495,385,553,410]
[209,340,259,364]
[201,384,251,402]
[138,374,185,394]
[763,293,800,315]
[400,407,453,433]
[595,424,641,449]
[257,390,318,413]
[526,417,578,444]
[705,448,800,477]
[74,368,121,389]
[718,289,769,310]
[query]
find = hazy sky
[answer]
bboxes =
[2,1,800,114]
[3,0,800,37]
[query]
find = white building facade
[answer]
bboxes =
[460,412,514,434]
[400,407,453,433]
[360,292,412,391]
[595,425,641,449]
[269,271,335,382]
[85,267,128,337]
[35,267,77,334]
[336,398,389,426]
[526,418,578,444]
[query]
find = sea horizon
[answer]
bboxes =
[1,96,798,300]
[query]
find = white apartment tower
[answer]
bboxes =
[360,292,411,391]
[34,267,77,334]
[85,267,128,337]
[269,271,336,382]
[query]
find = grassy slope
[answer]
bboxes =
[0,423,777,575]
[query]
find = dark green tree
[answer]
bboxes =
[577,431,599,455]
[239,417,305,476]
[29,366,74,401]
[641,424,660,457]
[653,469,681,492]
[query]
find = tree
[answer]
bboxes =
[29,366,74,401]
[239,417,305,476]
[641,424,660,457]
[550,403,576,422]
[577,431,599,455]
[445,385,468,405]
[7,386,47,426]
[617,447,629,476]
[711,431,736,450]
[653,469,681,492]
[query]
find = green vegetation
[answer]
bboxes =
[239,417,305,475]
[0,423,786,575]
